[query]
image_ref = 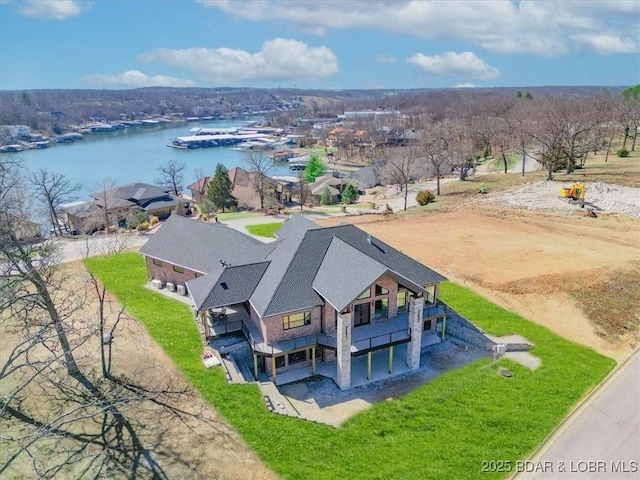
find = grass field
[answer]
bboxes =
[85,253,615,480]
[216,211,263,221]
[245,222,284,238]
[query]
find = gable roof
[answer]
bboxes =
[142,214,446,318]
[139,215,268,273]
[187,176,211,195]
[187,262,270,311]
[92,182,178,210]
[252,223,446,317]
[112,183,172,203]
[313,237,426,312]
[274,214,318,240]
[313,237,387,312]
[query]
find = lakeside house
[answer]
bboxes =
[188,167,292,210]
[62,182,184,234]
[140,215,447,389]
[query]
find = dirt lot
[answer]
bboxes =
[318,198,640,362]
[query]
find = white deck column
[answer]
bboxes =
[336,310,352,390]
[406,294,424,370]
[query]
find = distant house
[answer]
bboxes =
[3,214,42,242]
[140,215,447,389]
[352,166,379,189]
[93,183,181,222]
[61,201,103,235]
[188,167,292,210]
[308,172,358,205]
[61,182,183,234]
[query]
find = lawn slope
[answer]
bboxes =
[85,253,614,480]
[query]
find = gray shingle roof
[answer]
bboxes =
[274,214,318,240]
[313,237,387,312]
[142,197,179,211]
[139,215,268,273]
[187,262,269,310]
[254,224,447,317]
[142,214,446,318]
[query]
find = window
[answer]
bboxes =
[424,319,433,331]
[274,356,285,368]
[374,298,389,320]
[173,265,184,274]
[287,350,307,364]
[375,284,389,295]
[283,311,311,330]
[357,288,370,299]
[397,290,407,312]
[152,259,163,266]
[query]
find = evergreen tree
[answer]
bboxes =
[320,186,332,205]
[206,163,237,212]
[304,155,324,183]
[341,183,358,204]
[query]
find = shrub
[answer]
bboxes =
[137,221,150,232]
[107,225,117,233]
[150,216,159,225]
[416,190,435,206]
[617,148,630,158]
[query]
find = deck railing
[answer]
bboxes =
[423,303,446,319]
[352,327,411,352]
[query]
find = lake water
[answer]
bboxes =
[16,119,292,195]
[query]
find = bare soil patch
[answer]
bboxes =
[1,261,275,480]
[317,205,640,361]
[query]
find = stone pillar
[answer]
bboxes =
[406,294,424,370]
[336,310,352,390]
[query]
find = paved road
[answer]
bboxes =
[515,350,640,479]
[55,232,150,264]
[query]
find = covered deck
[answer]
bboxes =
[205,301,447,357]
[275,332,442,388]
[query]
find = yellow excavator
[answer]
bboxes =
[559,183,586,208]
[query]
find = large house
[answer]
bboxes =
[63,182,182,234]
[140,215,447,389]
[188,167,292,210]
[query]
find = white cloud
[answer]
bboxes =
[138,38,338,84]
[18,0,89,20]
[571,34,638,55]
[80,70,195,88]
[451,83,476,88]
[375,54,396,64]
[199,0,640,57]
[407,51,499,80]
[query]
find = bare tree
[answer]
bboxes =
[504,100,535,176]
[1,157,226,478]
[294,171,310,210]
[29,168,81,236]
[373,145,423,211]
[243,151,275,210]
[91,178,119,231]
[155,159,186,196]
[419,119,456,195]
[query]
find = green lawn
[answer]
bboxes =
[245,222,284,238]
[490,152,520,171]
[85,253,615,480]
[216,211,263,221]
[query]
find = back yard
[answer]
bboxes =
[86,253,614,480]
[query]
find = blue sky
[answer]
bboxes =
[1,0,639,91]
